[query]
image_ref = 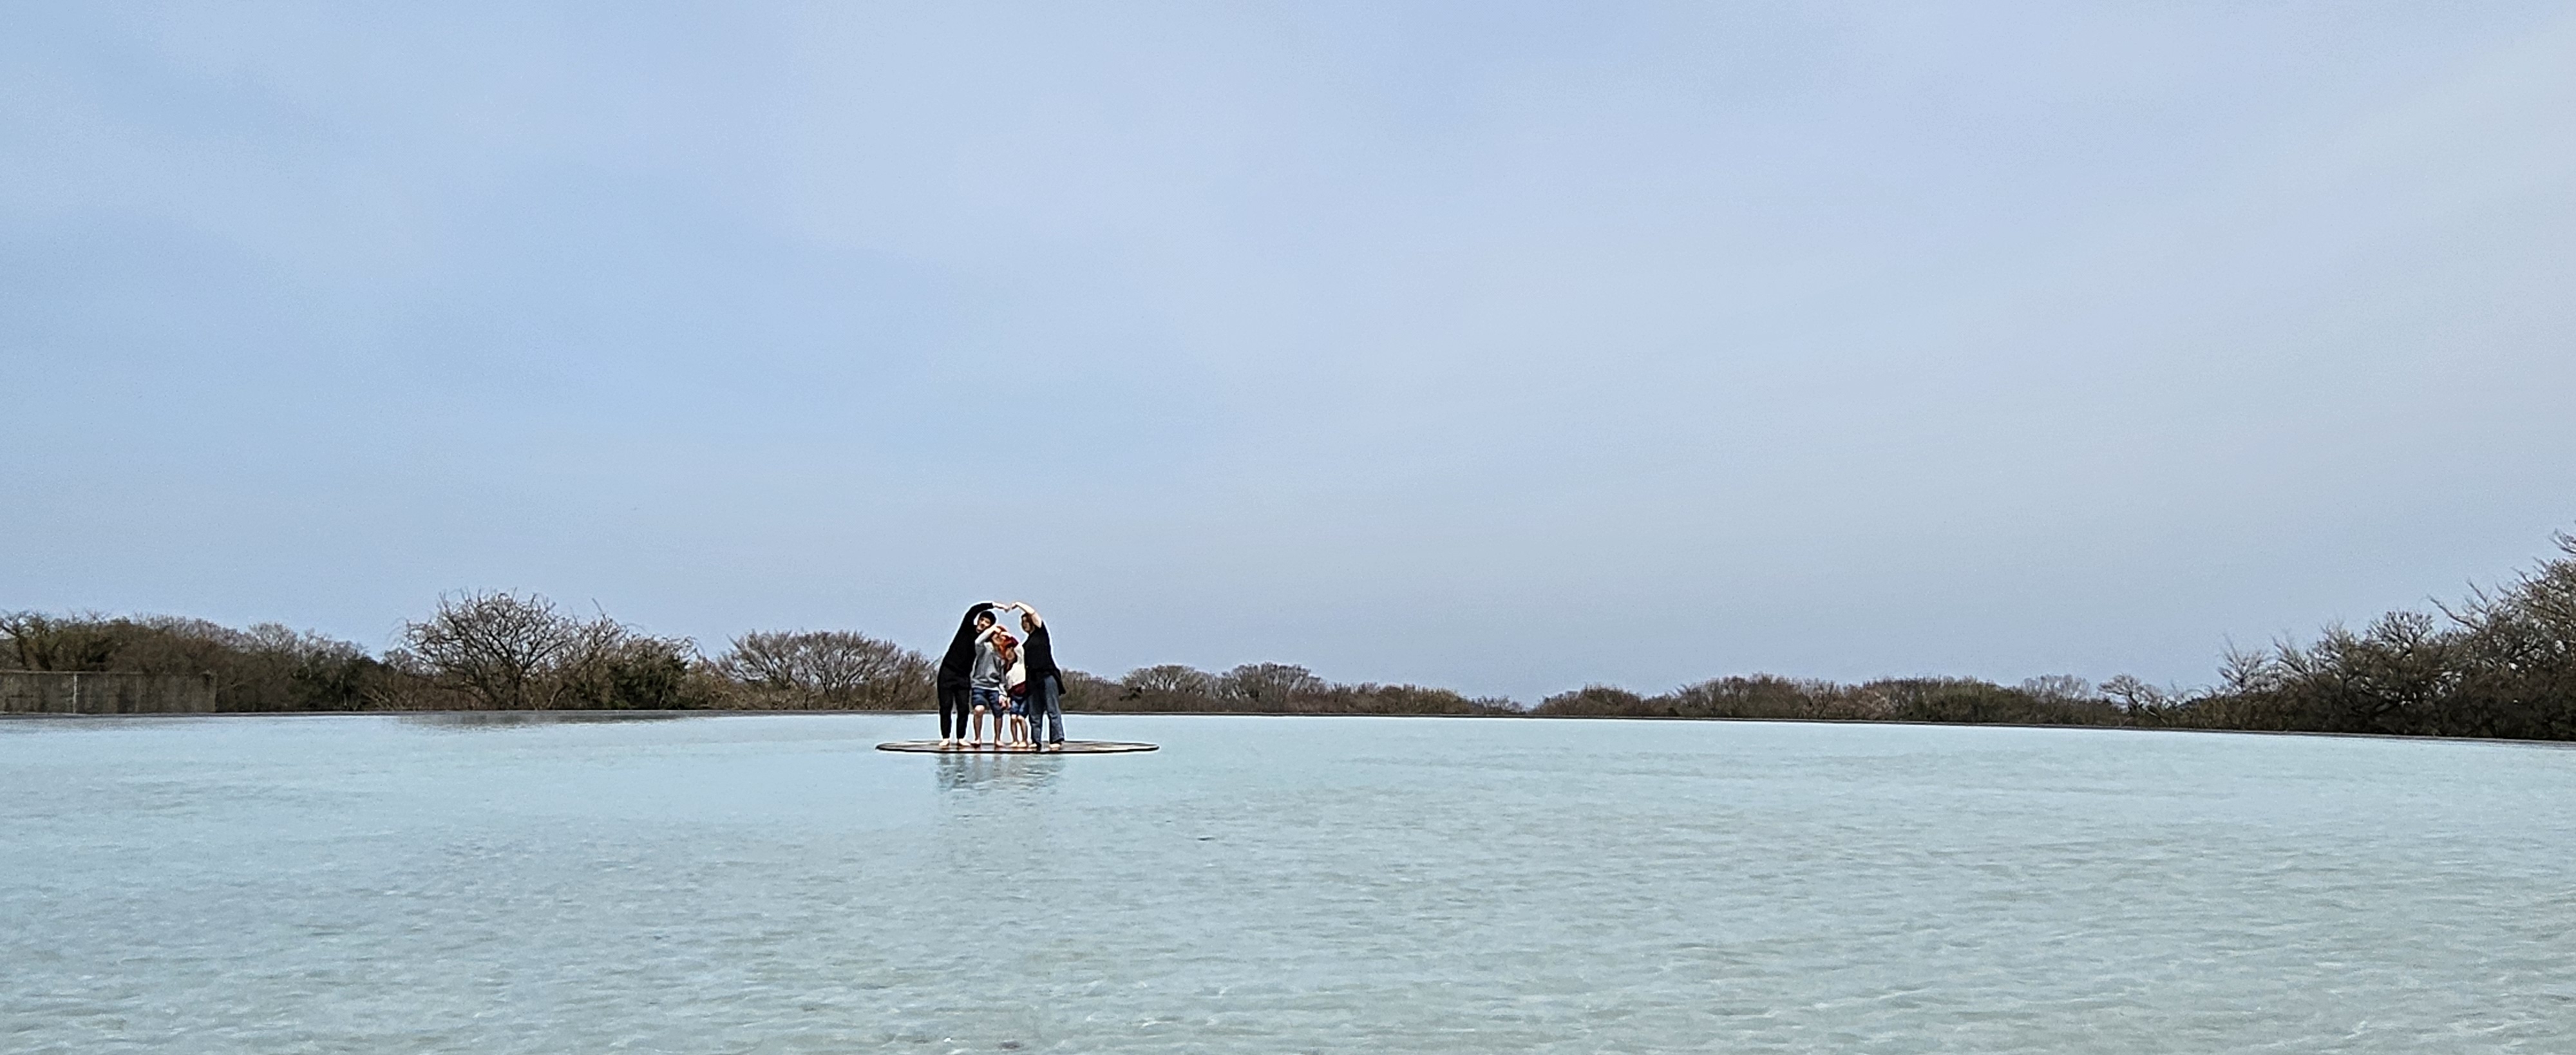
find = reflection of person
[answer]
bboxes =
[969,627,1014,747]
[936,604,998,748]
[1010,603,1066,750]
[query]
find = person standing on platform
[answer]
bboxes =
[935,603,997,748]
[998,629,1032,746]
[1011,602,1066,750]
[968,625,1012,746]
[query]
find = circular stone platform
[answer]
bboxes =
[876,740,1159,754]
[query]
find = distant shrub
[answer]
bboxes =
[395,591,712,710]
[715,630,932,710]
[1215,663,1329,710]
[1534,685,1651,716]
[1535,674,2117,725]
[1058,669,1122,710]
[1115,664,1218,711]
[1,611,387,711]
[556,631,713,710]
[1665,675,1847,719]
[1108,661,1515,715]
[2169,534,2576,739]
[1862,677,2122,725]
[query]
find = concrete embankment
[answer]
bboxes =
[1,671,216,714]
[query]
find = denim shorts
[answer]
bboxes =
[969,687,1004,712]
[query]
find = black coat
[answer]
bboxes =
[1023,623,1061,684]
[936,604,996,691]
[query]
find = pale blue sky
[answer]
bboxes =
[6,3,2573,700]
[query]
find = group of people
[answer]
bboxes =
[935,602,1066,750]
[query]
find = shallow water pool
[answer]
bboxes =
[3,714,2570,1053]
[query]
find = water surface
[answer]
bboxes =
[3,714,2570,1053]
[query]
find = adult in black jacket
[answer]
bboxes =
[936,603,998,745]
[1010,602,1066,748]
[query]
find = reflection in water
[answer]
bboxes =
[935,750,1065,792]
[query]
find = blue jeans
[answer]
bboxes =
[1029,675,1063,743]
[969,687,1005,733]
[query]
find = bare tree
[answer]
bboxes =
[717,630,931,710]
[1,611,124,670]
[399,591,582,709]
[2017,674,2096,703]
[554,616,707,710]
[1120,664,1216,699]
[2101,675,2180,719]
[1216,663,1327,708]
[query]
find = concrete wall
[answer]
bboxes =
[0,671,217,714]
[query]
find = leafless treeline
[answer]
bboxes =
[1095,661,1519,715]
[1530,533,2576,740]
[7,532,2574,737]
[2117,532,2576,739]
[382,593,951,710]
[1530,674,2125,724]
[0,595,1514,716]
[0,593,933,712]
[0,612,371,712]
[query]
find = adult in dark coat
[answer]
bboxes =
[936,603,998,745]
[1010,602,1066,748]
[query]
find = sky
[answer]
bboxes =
[5,2,2574,702]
